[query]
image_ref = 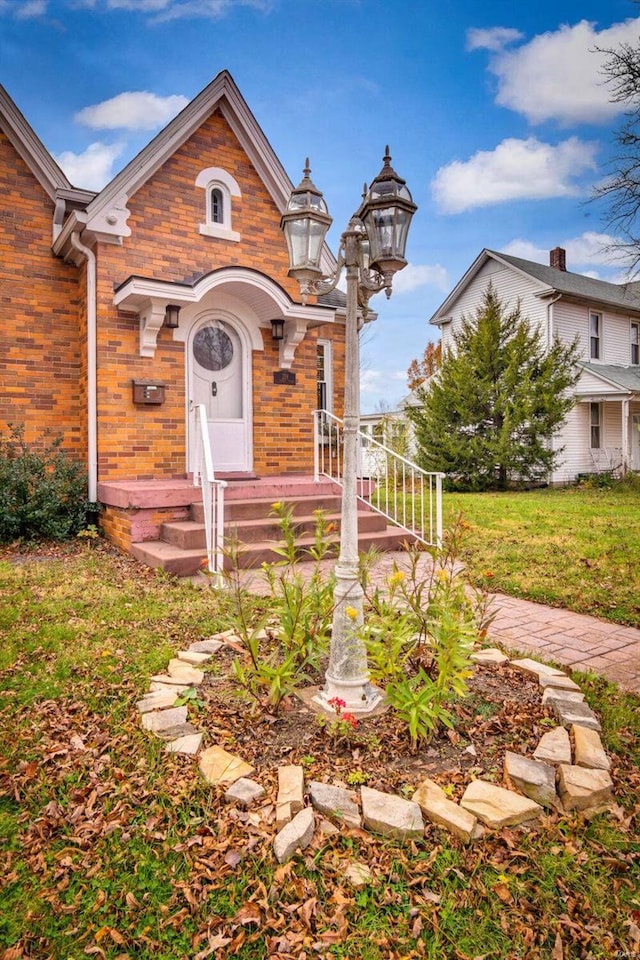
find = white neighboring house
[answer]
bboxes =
[359,395,419,477]
[430,246,640,483]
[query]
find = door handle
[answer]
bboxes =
[211,382,217,396]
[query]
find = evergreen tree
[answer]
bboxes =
[407,285,581,491]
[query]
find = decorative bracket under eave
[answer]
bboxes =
[139,299,169,358]
[279,319,308,369]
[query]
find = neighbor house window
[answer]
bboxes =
[195,167,241,241]
[631,321,639,365]
[589,311,601,360]
[590,403,601,449]
[317,340,332,412]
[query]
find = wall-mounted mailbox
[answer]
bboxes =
[132,379,166,405]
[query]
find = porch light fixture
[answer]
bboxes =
[281,149,416,717]
[270,317,285,341]
[164,304,181,329]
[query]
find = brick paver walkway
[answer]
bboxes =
[240,550,640,694]
[488,593,640,694]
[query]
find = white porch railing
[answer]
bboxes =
[192,404,226,575]
[313,409,444,546]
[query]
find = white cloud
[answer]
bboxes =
[466,26,523,52]
[501,232,617,269]
[484,18,640,125]
[431,136,598,214]
[392,263,449,294]
[81,0,272,19]
[5,0,48,17]
[75,91,188,131]
[54,141,124,190]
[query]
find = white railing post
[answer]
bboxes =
[193,403,226,580]
[313,409,444,547]
[313,409,320,482]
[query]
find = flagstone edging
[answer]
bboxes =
[137,639,617,861]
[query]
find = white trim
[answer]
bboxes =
[195,166,241,196]
[317,338,333,413]
[196,166,241,242]
[589,401,602,449]
[631,319,639,366]
[0,84,71,200]
[589,308,603,362]
[114,266,335,357]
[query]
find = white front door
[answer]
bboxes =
[632,414,640,471]
[189,318,250,472]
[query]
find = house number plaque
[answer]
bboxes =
[273,371,296,385]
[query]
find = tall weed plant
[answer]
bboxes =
[223,503,336,711]
[364,517,493,749]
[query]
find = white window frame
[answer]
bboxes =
[589,310,602,361]
[631,320,639,366]
[317,339,333,413]
[590,402,602,449]
[195,167,241,242]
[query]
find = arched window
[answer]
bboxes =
[196,167,241,241]
[211,188,224,224]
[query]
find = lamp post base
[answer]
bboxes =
[312,676,385,717]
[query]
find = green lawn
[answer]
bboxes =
[444,482,640,627]
[0,545,638,959]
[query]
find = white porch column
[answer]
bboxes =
[621,398,630,476]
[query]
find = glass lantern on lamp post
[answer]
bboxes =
[281,148,417,716]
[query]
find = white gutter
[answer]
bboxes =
[70,232,98,502]
[546,292,562,349]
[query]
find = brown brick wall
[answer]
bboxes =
[95,111,345,481]
[0,131,84,458]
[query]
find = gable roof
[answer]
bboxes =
[578,362,640,394]
[83,69,337,275]
[430,248,640,325]
[0,83,72,200]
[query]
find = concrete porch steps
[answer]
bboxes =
[125,477,414,576]
[131,523,412,577]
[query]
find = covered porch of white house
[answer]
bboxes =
[575,363,640,476]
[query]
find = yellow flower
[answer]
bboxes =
[271,501,283,511]
[345,606,358,621]
[436,569,449,582]
[388,570,406,588]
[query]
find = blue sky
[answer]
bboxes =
[1,0,638,410]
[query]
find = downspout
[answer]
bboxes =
[546,292,563,484]
[547,291,562,348]
[70,232,98,503]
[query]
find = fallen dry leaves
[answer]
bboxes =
[1,590,639,958]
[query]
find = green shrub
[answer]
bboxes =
[0,425,94,543]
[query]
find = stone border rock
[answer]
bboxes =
[137,640,616,863]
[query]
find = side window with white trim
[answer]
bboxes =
[317,340,333,413]
[195,167,241,242]
[631,321,639,365]
[590,402,601,449]
[589,311,602,360]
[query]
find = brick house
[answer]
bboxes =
[0,71,363,569]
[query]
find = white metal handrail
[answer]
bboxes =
[193,404,226,575]
[314,409,443,546]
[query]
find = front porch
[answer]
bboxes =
[98,475,414,576]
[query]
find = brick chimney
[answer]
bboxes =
[550,246,567,272]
